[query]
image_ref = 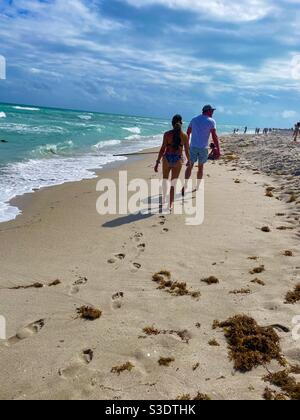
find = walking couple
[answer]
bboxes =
[155,105,221,211]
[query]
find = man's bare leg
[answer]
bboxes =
[182,163,194,196]
[195,164,204,191]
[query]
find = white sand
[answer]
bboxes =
[0,135,299,400]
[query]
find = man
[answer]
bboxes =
[293,122,300,142]
[183,105,221,195]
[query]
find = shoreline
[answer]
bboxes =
[3,147,159,226]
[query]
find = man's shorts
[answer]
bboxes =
[190,147,209,165]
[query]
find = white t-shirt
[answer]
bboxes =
[189,115,216,149]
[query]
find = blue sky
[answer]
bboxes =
[0,0,300,126]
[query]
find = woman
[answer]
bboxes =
[155,115,190,211]
[293,122,300,142]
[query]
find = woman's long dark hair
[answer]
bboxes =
[171,114,183,150]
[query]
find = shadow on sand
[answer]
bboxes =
[102,212,153,228]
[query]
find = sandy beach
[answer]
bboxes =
[0,133,299,400]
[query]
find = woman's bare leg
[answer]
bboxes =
[170,162,182,211]
[162,159,171,206]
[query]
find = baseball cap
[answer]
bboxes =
[202,105,216,113]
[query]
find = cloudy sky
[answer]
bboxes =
[0,0,300,126]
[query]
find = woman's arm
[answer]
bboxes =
[183,133,191,165]
[154,134,167,172]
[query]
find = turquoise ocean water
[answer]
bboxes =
[0,103,237,222]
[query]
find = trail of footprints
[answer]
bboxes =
[107,215,169,271]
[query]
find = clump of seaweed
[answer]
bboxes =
[48,279,61,287]
[265,190,274,198]
[152,273,165,283]
[288,193,297,203]
[212,320,220,330]
[264,370,300,400]
[158,357,175,367]
[250,265,265,274]
[157,270,171,279]
[248,256,259,261]
[208,339,220,347]
[266,186,276,193]
[77,306,102,320]
[142,326,191,344]
[10,282,44,290]
[263,387,288,401]
[291,365,300,374]
[251,278,265,286]
[193,363,200,371]
[143,326,160,336]
[261,226,271,233]
[229,288,251,295]
[176,393,211,401]
[283,250,293,257]
[285,284,300,304]
[176,394,191,400]
[201,276,219,285]
[194,393,211,401]
[277,226,293,231]
[152,272,200,300]
[111,362,134,375]
[217,315,284,372]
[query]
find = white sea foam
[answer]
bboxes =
[0,123,65,134]
[125,134,142,141]
[92,140,121,150]
[0,112,6,118]
[0,153,126,223]
[13,106,40,111]
[78,114,92,121]
[33,141,74,157]
[122,127,141,134]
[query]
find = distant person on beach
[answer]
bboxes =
[293,122,300,142]
[244,127,248,134]
[155,114,190,211]
[182,105,221,195]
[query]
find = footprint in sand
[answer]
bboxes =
[133,232,144,243]
[131,262,142,273]
[59,349,94,379]
[159,216,167,226]
[112,292,125,310]
[108,254,126,264]
[6,319,45,346]
[107,254,126,270]
[137,243,146,254]
[70,275,88,295]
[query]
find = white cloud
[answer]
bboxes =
[282,110,297,119]
[124,0,276,22]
